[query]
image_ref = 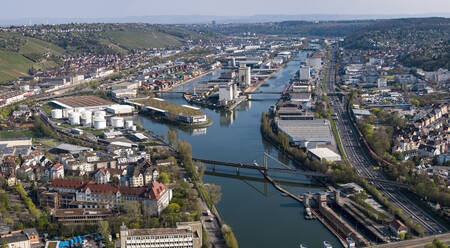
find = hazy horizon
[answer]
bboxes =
[2,0,450,20]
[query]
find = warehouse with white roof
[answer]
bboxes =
[308,148,341,162]
[276,119,333,149]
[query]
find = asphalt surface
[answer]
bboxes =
[325,52,447,236]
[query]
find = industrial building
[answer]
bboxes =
[105,104,135,115]
[276,119,333,149]
[289,92,312,102]
[308,148,342,162]
[120,222,202,248]
[307,53,322,68]
[219,82,238,104]
[51,96,114,111]
[238,64,251,87]
[299,66,311,81]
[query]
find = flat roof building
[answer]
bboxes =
[0,138,32,148]
[51,96,114,110]
[308,148,341,162]
[54,143,93,154]
[120,222,202,248]
[276,119,333,149]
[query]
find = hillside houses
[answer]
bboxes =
[393,103,449,159]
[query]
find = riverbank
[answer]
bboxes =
[139,111,213,128]
[162,67,221,92]
[185,61,291,112]
[139,52,344,248]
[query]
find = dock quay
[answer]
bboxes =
[256,168,303,203]
[338,200,388,243]
[257,168,371,248]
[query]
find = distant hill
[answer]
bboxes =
[182,20,375,37]
[343,17,450,71]
[0,23,215,83]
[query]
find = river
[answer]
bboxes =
[138,53,342,248]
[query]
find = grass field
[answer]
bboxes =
[37,138,61,147]
[132,98,204,116]
[0,50,33,83]
[105,30,182,49]
[0,129,37,139]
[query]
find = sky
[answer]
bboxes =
[2,0,450,19]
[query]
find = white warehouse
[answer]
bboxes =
[106,104,135,115]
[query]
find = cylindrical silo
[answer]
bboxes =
[69,112,81,125]
[125,120,133,129]
[94,111,106,118]
[51,109,63,119]
[111,117,124,128]
[94,117,106,130]
[63,108,73,118]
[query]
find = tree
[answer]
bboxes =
[278,131,290,151]
[425,238,448,248]
[204,184,222,205]
[221,225,239,248]
[167,156,177,167]
[158,172,170,185]
[110,176,120,185]
[167,203,181,213]
[168,129,177,146]
[98,221,110,239]
[122,201,141,219]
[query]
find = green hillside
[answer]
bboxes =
[0,23,210,83]
[105,30,182,49]
[0,50,34,82]
[0,32,65,83]
[343,18,450,71]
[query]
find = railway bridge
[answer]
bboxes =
[192,153,409,189]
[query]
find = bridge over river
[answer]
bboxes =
[192,155,409,189]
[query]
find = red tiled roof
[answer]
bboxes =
[49,179,168,200]
[390,220,407,231]
[52,163,63,170]
[49,179,89,190]
[148,181,168,201]
[83,184,119,195]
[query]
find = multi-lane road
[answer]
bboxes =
[324,51,447,236]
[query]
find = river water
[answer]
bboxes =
[138,53,342,248]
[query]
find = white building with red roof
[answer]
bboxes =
[49,179,172,216]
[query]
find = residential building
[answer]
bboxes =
[49,179,172,215]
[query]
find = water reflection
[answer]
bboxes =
[219,110,237,127]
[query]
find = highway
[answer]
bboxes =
[324,50,447,236]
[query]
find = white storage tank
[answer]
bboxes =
[111,117,124,128]
[69,112,81,125]
[63,108,74,118]
[94,111,106,118]
[51,109,63,119]
[94,117,107,130]
[81,111,92,120]
[125,120,133,129]
[80,116,92,127]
